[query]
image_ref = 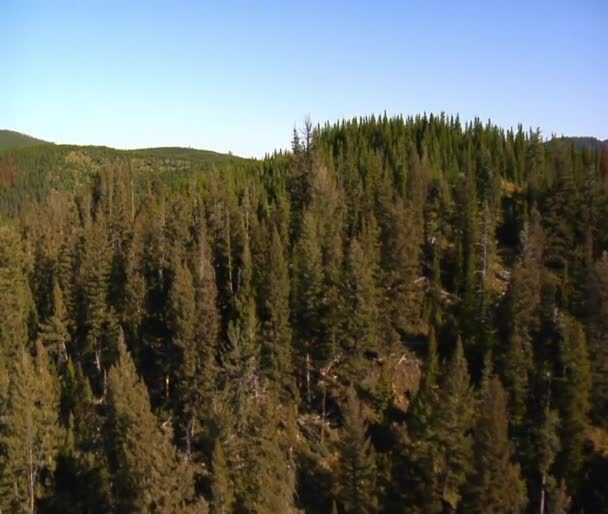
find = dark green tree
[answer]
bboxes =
[210,439,233,514]
[335,386,378,514]
[260,227,293,394]
[106,339,201,513]
[0,343,62,514]
[464,374,527,514]
[554,316,591,487]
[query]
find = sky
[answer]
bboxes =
[1,0,606,158]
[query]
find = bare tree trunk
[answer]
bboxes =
[539,472,547,514]
[306,352,311,406]
[225,205,234,297]
[103,368,107,401]
[321,385,327,445]
[130,177,135,223]
[29,447,35,514]
[479,200,489,323]
[185,417,193,461]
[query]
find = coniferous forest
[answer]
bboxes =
[1,114,608,514]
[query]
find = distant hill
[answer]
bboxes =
[556,136,607,152]
[0,139,255,218]
[0,130,49,151]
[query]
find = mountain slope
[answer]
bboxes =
[558,136,607,152]
[0,141,255,218]
[0,130,48,151]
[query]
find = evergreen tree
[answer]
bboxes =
[0,225,33,402]
[78,216,114,395]
[167,259,196,432]
[588,253,608,426]
[335,386,378,514]
[293,210,325,402]
[554,316,591,486]
[260,227,293,394]
[379,197,423,337]
[189,217,221,450]
[106,338,200,513]
[237,397,297,514]
[409,339,476,513]
[38,277,70,366]
[465,374,527,514]
[340,238,380,381]
[502,208,543,428]
[210,438,233,514]
[0,343,62,514]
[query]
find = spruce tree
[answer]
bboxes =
[588,253,608,426]
[502,208,543,429]
[432,339,476,510]
[380,197,423,337]
[0,343,62,514]
[293,210,324,402]
[38,277,70,366]
[335,386,378,514]
[189,218,221,450]
[106,338,200,513]
[0,225,33,401]
[260,226,293,394]
[340,238,380,381]
[465,374,527,514]
[409,339,476,513]
[167,258,196,436]
[554,316,591,486]
[211,438,233,514]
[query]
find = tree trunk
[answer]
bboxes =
[29,446,35,514]
[306,352,312,405]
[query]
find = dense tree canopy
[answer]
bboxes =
[0,114,607,513]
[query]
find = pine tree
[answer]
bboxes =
[167,258,196,419]
[189,217,221,449]
[380,197,423,337]
[0,343,62,514]
[459,149,480,336]
[434,340,476,509]
[293,210,324,402]
[38,277,70,366]
[49,362,112,513]
[210,439,233,514]
[237,396,297,514]
[543,147,577,274]
[465,374,527,513]
[0,225,33,402]
[106,339,200,513]
[554,316,591,486]
[335,386,377,514]
[409,339,476,513]
[502,208,544,428]
[260,226,293,394]
[79,216,113,395]
[340,238,380,381]
[588,253,608,426]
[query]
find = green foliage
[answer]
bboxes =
[0,130,48,151]
[464,374,527,513]
[210,439,233,514]
[554,316,591,486]
[0,115,606,512]
[0,343,62,514]
[106,340,199,513]
[335,386,378,514]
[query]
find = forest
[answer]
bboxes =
[0,113,607,514]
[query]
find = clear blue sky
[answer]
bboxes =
[2,0,606,157]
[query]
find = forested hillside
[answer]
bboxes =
[1,114,607,514]
[0,130,48,151]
